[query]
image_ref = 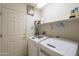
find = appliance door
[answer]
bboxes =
[39,48,51,56]
[28,39,38,56]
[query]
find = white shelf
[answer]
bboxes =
[39,17,79,25]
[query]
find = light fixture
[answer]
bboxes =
[36,3,47,8]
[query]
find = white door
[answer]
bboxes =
[2,8,27,56]
[0,5,2,55]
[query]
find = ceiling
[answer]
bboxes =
[25,3,47,9]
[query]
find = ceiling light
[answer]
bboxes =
[37,3,47,8]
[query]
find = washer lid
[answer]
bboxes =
[29,36,48,43]
[40,38,78,56]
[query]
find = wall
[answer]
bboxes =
[26,7,41,38]
[39,18,79,42]
[41,3,79,23]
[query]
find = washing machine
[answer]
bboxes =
[39,37,79,56]
[28,35,48,56]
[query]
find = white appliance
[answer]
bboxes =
[28,35,48,56]
[39,38,79,56]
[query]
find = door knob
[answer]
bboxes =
[23,36,26,38]
[0,34,2,38]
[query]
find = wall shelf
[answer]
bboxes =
[39,18,79,26]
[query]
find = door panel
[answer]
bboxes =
[2,8,27,56]
[0,5,2,55]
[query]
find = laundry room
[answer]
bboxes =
[0,2,79,56]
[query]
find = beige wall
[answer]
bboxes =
[39,18,79,42]
[26,7,41,38]
[41,3,79,23]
